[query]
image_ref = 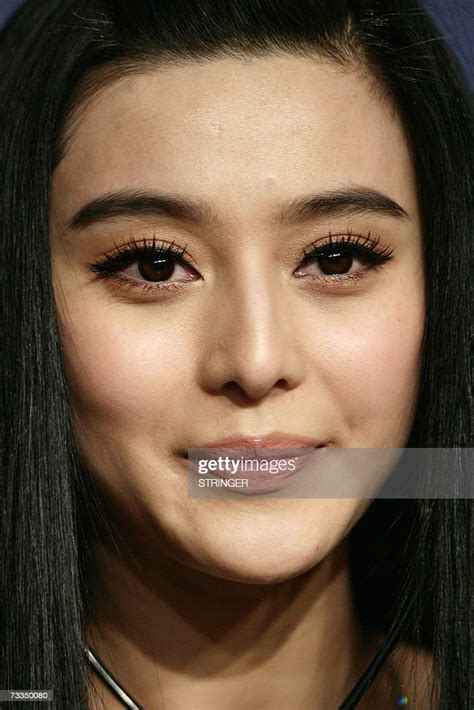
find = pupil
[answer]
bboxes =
[138,257,175,282]
[318,252,352,275]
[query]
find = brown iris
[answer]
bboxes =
[317,251,353,275]
[138,257,175,282]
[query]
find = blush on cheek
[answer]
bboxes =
[59,314,189,427]
[327,301,424,445]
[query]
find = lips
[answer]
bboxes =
[183,433,324,464]
[192,431,324,451]
[183,432,326,494]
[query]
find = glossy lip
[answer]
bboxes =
[189,431,324,451]
[185,432,327,495]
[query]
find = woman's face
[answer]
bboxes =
[51,53,424,583]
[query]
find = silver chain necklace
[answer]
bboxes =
[87,646,142,709]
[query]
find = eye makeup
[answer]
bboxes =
[90,235,199,295]
[295,230,394,286]
[89,229,394,297]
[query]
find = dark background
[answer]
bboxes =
[0,0,472,87]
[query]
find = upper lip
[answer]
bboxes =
[189,432,324,450]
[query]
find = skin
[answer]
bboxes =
[50,53,429,708]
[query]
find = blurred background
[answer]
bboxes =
[0,0,472,87]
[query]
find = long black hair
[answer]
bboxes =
[0,1,472,708]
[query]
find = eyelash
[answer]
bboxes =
[89,231,394,295]
[90,236,195,294]
[301,230,394,279]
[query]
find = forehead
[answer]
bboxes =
[52,54,416,222]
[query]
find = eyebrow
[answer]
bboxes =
[67,185,409,231]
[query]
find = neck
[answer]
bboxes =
[85,536,387,709]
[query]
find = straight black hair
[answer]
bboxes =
[0,1,472,708]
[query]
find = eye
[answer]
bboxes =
[298,249,367,277]
[294,233,394,280]
[123,253,194,284]
[90,237,200,292]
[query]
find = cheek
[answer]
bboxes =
[345,312,421,405]
[318,286,425,441]
[59,305,193,428]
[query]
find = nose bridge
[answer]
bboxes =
[200,257,305,398]
[230,274,278,356]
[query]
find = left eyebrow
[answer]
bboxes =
[276,186,409,224]
[67,185,409,231]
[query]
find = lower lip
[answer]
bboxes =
[187,446,327,495]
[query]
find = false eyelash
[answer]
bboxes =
[302,230,394,265]
[90,235,192,275]
[89,230,394,297]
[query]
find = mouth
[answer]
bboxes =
[183,431,325,453]
[182,432,327,494]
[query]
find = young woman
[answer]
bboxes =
[0,1,472,708]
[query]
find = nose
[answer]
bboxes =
[198,265,306,402]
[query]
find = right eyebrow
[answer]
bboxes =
[68,191,216,230]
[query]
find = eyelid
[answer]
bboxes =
[92,230,388,266]
[90,235,197,272]
[303,230,380,254]
[299,230,394,263]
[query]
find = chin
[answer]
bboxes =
[184,533,328,586]
[211,559,320,586]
